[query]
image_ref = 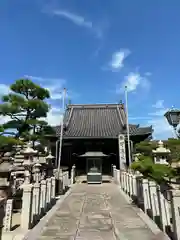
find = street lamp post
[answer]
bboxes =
[164,108,180,138]
[125,86,131,165]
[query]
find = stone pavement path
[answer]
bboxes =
[38,183,156,240]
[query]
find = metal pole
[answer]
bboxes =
[55,140,59,167]
[173,126,179,139]
[125,86,131,166]
[57,88,66,177]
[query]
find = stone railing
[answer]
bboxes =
[113,166,180,240]
[53,165,76,195]
[1,165,76,239]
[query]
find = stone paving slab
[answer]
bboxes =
[38,183,158,240]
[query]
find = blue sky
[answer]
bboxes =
[0,0,180,139]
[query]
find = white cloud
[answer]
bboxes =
[0,84,10,96]
[53,10,92,28]
[116,72,151,93]
[110,49,130,71]
[149,109,168,117]
[129,116,150,120]
[129,100,173,140]
[124,72,140,91]
[49,9,102,38]
[144,72,152,77]
[148,100,172,139]
[44,107,63,126]
[24,75,45,82]
[147,118,173,140]
[149,100,168,117]
[152,100,164,109]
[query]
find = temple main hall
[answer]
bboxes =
[53,103,153,176]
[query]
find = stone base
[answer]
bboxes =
[87,173,102,184]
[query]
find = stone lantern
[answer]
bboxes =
[32,161,42,183]
[152,140,170,165]
[13,144,24,167]
[37,151,47,180]
[22,142,37,184]
[11,144,26,188]
[45,151,55,177]
[134,153,142,162]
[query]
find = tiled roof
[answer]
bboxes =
[55,104,153,139]
[125,125,153,136]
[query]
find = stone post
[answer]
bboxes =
[127,172,131,195]
[123,171,126,192]
[64,171,69,189]
[116,170,120,185]
[59,169,63,195]
[3,199,13,232]
[124,171,128,193]
[111,164,113,177]
[157,186,171,232]
[119,170,123,188]
[40,180,46,216]
[51,177,56,205]
[170,189,180,240]
[136,177,144,208]
[113,165,116,182]
[31,182,40,225]
[62,173,66,192]
[149,181,160,221]
[54,169,63,195]
[20,184,33,231]
[46,178,51,210]
[129,173,133,197]
[142,179,151,214]
[71,165,75,185]
[132,174,137,198]
[121,171,126,190]
[66,171,71,188]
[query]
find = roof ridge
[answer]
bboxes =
[67,103,125,109]
[116,105,124,127]
[64,106,74,129]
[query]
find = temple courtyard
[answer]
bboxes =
[26,182,165,240]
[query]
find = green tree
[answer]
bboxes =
[135,141,157,156]
[132,139,180,183]
[131,155,175,184]
[0,78,56,152]
[0,79,50,140]
[164,138,180,162]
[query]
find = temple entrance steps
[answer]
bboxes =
[75,175,112,184]
[25,183,165,240]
